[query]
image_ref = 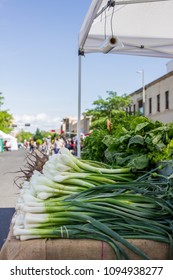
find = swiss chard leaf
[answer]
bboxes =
[152,134,163,145]
[102,135,115,147]
[119,134,131,144]
[155,142,166,152]
[128,135,144,147]
[135,122,149,133]
[127,154,149,170]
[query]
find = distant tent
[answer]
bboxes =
[0,130,18,151]
[5,134,18,151]
[0,130,8,139]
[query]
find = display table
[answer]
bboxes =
[0,226,170,260]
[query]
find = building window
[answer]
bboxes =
[66,118,70,132]
[129,105,131,114]
[133,104,136,114]
[157,94,160,112]
[149,97,152,114]
[165,91,169,109]
[138,99,143,114]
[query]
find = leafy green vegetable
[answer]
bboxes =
[135,122,150,133]
[82,114,173,170]
[128,135,144,147]
[127,154,149,170]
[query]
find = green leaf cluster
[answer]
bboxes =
[0,110,13,134]
[104,117,173,169]
[81,129,108,162]
[82,91,173,169]
[16,129,33,143]
[84,91,131,124]
[82,114,173,170]
[0,93,13,133]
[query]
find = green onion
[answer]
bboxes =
[12,147,173,259]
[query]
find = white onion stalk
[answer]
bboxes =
[21,193,42,204]
[20,235,41,241]
[31,184,65,194]
[55,163,72,172]
[59,154,82,172]
[37,191,73,200]
[12,147,135,249]
[22,205,46,213]
[60,148,131,174]
[53,173,89,182]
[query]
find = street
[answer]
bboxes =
[0,148,28,249]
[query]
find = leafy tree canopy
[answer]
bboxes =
[84,91,131,123]
[33,128,43,141]
[16,129,33,143]
[83,91,132,132]
[0,110,13,134]
[0,93,13,133]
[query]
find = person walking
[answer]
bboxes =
[46,136,52,155]
[53,136,65,154]
[29,139,35,153]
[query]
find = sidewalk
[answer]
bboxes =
[0,148,27,207]
[0,148,27,249]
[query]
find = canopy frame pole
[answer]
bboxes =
[95,0,168,19]
[77,50,84,157]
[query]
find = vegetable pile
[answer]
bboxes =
[82,116,173,170]
[12,148,173,259]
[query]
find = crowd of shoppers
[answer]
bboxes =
[22,134,84,156]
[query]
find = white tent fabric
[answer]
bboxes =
[0,130,18,151]
[79,0,173,58]
[0,130,8,139]
[5,134,18,151]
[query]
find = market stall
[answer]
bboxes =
[1,0,173,261]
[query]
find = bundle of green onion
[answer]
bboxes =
[12,148,173,259]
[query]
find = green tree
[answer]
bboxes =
[41,131,52,139]
[0,93,13,133]
[0,110,13,133]
[84,91,132,131]
[33,128,43,141]
[16,129,33,143]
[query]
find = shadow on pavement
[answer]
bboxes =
[0,208,15,249]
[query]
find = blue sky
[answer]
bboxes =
[0,0,171,132]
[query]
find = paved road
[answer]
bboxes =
[0,148,28,207]
[0,148,28,249]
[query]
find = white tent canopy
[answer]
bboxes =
[79,0,173,58]
[5,134,18,151]
[0,130,18,151]
[0,130,8,139]
[77,0,173,157]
